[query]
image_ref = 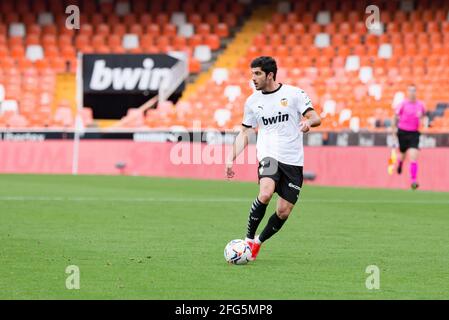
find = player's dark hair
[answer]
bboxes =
[251,56,277,81]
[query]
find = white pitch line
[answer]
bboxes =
[0,196,448,205]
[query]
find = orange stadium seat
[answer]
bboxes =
[0,0,446,131]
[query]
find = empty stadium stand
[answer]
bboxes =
[0,0,448,131]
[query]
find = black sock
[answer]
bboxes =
[259,213,287,243]
[246,197,268,239]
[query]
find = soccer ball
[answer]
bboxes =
[224,239,252,265]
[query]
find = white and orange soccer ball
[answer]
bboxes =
[224,239,252,265]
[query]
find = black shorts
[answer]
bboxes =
[397,129,420,153]
[257,157,303,205]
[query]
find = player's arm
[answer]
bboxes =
[300,109,321,133]
[392,101,405,134]
[392,114,399,134]
[225,125,255,179]
[420,104,428,129]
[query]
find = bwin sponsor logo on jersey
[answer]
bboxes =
[89,58,172,91]
[262,112,289,126]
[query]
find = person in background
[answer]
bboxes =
[392,84,427,190]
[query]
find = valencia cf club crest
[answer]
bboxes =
[280,98,288,107]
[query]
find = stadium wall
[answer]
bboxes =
[0,141,448,192]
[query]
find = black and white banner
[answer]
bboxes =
[81,54,187,119]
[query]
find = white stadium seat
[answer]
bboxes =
[9,23,26,37]
[26,45,44,62]
[339,109,352,124]
[378,43,393,59]
[212,68,229,85]
[359,66,373,83]
[392,91,405,108]
[323,99,337,116]
[224,85,241,102]
[122,34,139,49]
[314,33,330,48]
[193,45,211,63]
[214,109,231,127]
[345,55,360,71]
[368,22,384,35]
[178,23,194,38]
[350,117,360,132]
[368,84,382,101]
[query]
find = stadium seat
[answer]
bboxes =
[0,0,446,132]
[345,56,360,71]
[81,107,94,127]
[339,109,352,124]
[37,12,54,26]
[316,11,331,25]
[349,116,360,132]
[53,106,73,127]
[322,99,337,116]
[178,23,194,38]
[368,84,382,101]
[224,85,241,102]
[115,1,130,16]
[122,34,140,50]
[0,100,19,115]
[9,23,26,38]
[378,44,393,59]
[193,45,212,62]
[26,45,44,62]
[215,23,229,38]
[171,12,187,27]
[214,108,231,127]
[359,66,373,84]
[212,68,229,85]
[7,114,29,128]
[314,33,330,48]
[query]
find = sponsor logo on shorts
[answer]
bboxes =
[288,183,301,191]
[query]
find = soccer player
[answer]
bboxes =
[392,84,427,190]
[225,56,321,261]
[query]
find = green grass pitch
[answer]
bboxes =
[1,174,448,299]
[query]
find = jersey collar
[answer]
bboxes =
[262,83,282,95]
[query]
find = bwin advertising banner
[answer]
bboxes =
[82,54,187,119]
